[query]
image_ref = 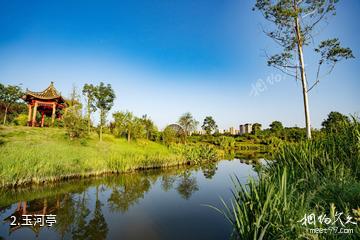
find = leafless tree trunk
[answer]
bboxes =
[294,1,312,139]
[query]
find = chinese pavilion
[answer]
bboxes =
[22,82,66,127]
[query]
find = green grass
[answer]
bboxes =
[215,119,360,239]
[0,126,187,187]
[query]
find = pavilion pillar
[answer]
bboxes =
[27,104,32,126]
[43,199,48,215]
[41,112,45,127]
[51,103,56,126]
[32,101,38,127]
[23,201,27,215]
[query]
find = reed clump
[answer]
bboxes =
[216,118,360,239]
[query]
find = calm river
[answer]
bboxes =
[0,159,261,240]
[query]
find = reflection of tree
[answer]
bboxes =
[72,192,90,240]
[54,194,76,239]
[107,175,151,213]
[86,185,108,240]
[161,175,176,192]
[201,162,218,179]
[176,171,199,200]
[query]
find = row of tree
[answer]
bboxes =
[65,83,159,143]
[63,82,115,141]
[111,112,156,142]
[177,111,352,141]
[0,82,352,144]
[81,82,115,141]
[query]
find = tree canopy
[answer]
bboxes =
[178,112,198,137]
[0,83,23,125]
[82,83,97,133]
[321,111,350,133]
[112,111,145,142]
[270,121,284,133]
[201,116,218,135]
[251,123,262,135]
[95,82,115,141]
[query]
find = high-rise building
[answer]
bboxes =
[239,123,253,134]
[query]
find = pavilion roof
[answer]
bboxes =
[23,82,65,102]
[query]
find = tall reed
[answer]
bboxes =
[216,118,360,239]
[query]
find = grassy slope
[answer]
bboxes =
[0,126,185,187]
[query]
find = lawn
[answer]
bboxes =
[0,126,185,187]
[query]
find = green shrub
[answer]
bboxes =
[217,136,235,150]
[63,106,88,140]
[170,144,220,164]
[13,114,28,126]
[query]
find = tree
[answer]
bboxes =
[63,105,88,140]
[321,111,350,133]
[141,114,157,140]
[270,121,283,133]
[0,83,23,125]
[67,84,82,108]
[201,116,218,135]
[82,84,97,134]
[178,112,199,137]
[254,0,354,139]
[113,111,144,142]
[95,82,115,141]
[251,123,262,135]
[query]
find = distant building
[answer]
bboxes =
[245,124,253,134]
[216,129,225,134]
[190,130,206,135]
[239,125,245,135]
[239,123,253,135]
[229,127,237,135]
[199,129,206,135]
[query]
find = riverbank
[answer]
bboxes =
[0,126,192,188]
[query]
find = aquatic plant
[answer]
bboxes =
[216,118,360,239]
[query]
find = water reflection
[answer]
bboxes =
[176,171,199,200]
[0,158,262,240]
[201,162,218,179]
[3,198,59,236]
[107,175,151,213]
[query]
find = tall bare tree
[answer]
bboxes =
[254,0,354,139]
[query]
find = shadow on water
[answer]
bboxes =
[0,156,264,240]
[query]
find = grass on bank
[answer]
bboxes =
[216,118,360,239]
[0,126,223,187]
[0,126,188,187]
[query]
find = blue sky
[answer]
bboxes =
[0,0,359,129]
